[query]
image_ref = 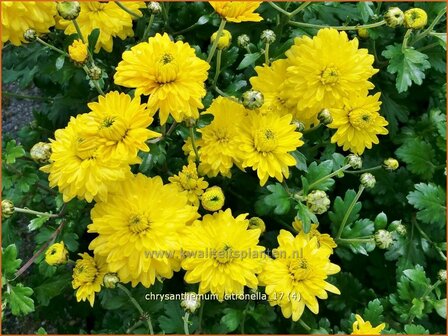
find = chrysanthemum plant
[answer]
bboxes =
[1,1,446,335]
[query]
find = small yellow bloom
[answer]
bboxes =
[201,186,225,211]
[211,29,232,49]
[357,28,369,39]
[292,219,337,252]
[404,8,428,29]
[248,217,266,234]
[383,158,399,171]
[45,242,68,266]
[169,162,209,206]
[351,314,386,335]
[68,39,88,64]
[209,1,263,23]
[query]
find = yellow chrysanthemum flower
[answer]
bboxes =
[114,33,210,124]
[41,114,131,203]
[404,8,428,30]
[45,242,69,266]
[238,113,304,186]
[87,91,160,161]
[250,59,319,128]
[209,2,263,23]
[1,1,56,46]
[292,219,337,252]
[259,230,341,321]
[72,253,108,307]
[328,93,388,155]
[196,97,246,177]
[88,174,198,287]
[351,314,386,335]
[284,28,378,115]
[182,209,265,300]
[59,2,145,52]
[211,29,232,49]
[169,162,209,207]
[68,39,88,64]
[201,186,225,211]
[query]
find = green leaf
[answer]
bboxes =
[433,299,446,319]
[380,92,409,134]
[328,189,362,232]
[407,183,446,227]
[34,273,71,306]
[36,327,48,334]
[221,308,243,332]
[301,160,334,194]
[88,28,100,54]
[295,202,318,234]
[28,215,50,232]
[237,52,261,70]
[357,2,374,22]
[396,139,435,180]
[4,140,26,164]
[2,244,22,278]
[382,44,431,93]
[404,324,429,334]
[431,32,446,50]
[55,55,65,70]
[363,299,384,326]
[341,218,375,255]
[263,183,292,215]
[5,284,35,316]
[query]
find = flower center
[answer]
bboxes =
[254,129,277,152]
[76,137,97,160]
[289,257,311,281]
[98,116,127,141]
[155,53,178,84]
[74,259,98,283]
[215,244,233,264]
[348,109,374,129]
[128,214,151,234]
[320,66,339,85]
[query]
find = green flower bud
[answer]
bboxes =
[293,120,305,132]
[306,190,331,215]
[24,29,37,42]
[261,30,276,44]
[345,154,363,170]
[438,269,447,282]
[248,217,266,234]
[103,273,120,288]
[56,1,81,20]
[317,108,332,125]
[30,142,52,164]
[237,34,250,48]
[383,158,399,171]
[374,229,393,249]
[374,212,388,230]
[180,292,201,313]
[389,220,406,236]
[88,65,102,80]
[147,2,162,15]
[357,28,369,39]
[2,200,15,218]
[360,173,376,189]
[242,90,264,110]
[384,7,404,28]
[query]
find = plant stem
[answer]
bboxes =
[213,49,223,87]
[35,37,67,56]
[345,165,382,174]
[116,1,142,19]
[142,14,155,41]
[197,302,204,333]
[302,123,322,134]
[402,29,412,51]
[414,219,447,261]
[289,2,311,17]
[117,284,154,335]
[307,164,351,191]
[413,7,447,45]
[183,312,190,335]
[298,319,311,332]
[264,42,270,65]
[207,19,226,63]
[189,126,200,164]
[335,237,374,244]
[214,86,229,97]
[336,185,365,239]
[268,2,290,16]
[72,19,85,43]
[14,207,59,218]
[2,91,51,101]
[417,42,440,52]
[289,19,386,30]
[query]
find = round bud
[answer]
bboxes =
[317,108,333,125]
[237,34,250,48]
[68,39,88,65]
[181,292,201,313]
[201,186,225,212]
[306,190,331,215]
[438,269,447,282]
[147,2,162,15]
[248,217,266,234]
[404,8,428,29]
[30,142,52,164]
[374,229,393,249]
[293,120,305,132]
[88,65,102,80]
[384,7,405,28]
[45,242,69,266]
[357,28,369,39]
[211,29,232,50]
[56,1,81,20]
[184,118,196,128]
[360,173,376,189]
[24,29,37,42]
[374,212,388,230]
[2,200,15,218]
[383,158,399,171]
[261,30,276,44]
[103,273,120,288]
[242,90,264,110]
[345,154,363,170]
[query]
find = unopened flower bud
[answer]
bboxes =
[88,65,102,80]
[357,28,369,39]
[383,158,399,171]
[24,29,37,42]
[374,212,388,230]
[2,200,15,218]
[103,273,120,288]
[345,154,363,170]
[201,186,225,212]
[211,29,232,50]
[175,35,185,42]
[30,142,52,164]
[306,190,331,215]
[293,120,305,132]
[68,39,88,65]
[317,108,332,125]
[181,292,201,313]
[237,34,250,48]
[360,173,376,189]
[184,118,196,128]
[261,30,276,44]
[248,217,266,234]
[147,2,162,14]
[384,7,404,28]
[375,229,393,249]
[45,242,69,265]
[242,90,264,110]
[404,8,427,29]
[438,269,447,282]
[56,1,81,20]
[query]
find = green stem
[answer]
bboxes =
[413,7,447,45]
[298,319,311,332]
[336,185,365,239]
[14,207,59,218]
[189,126,200,164]
[213,49,223,87]
[417,42,441,52]
[116,1,142,19]
[408,279,442,323]
[335,237,374,244]
[268,2,290,16]
[142,14,155,41]
[264,42,270,65]
[207,19,226,63]
[173,22,198,35]
[402,29,412,51]
[345,165,382,174]
[214,86,229,97]
[183,312,190,335]
[302,123,322,134]
[35,37,67,56]
[117,284,154,335]
[414,219,447,261]
[197,302,204,333]
[289,2,311,17]
[245,45,252,54]
[72,19,85,44]
[289,19,386,30]
[307,164,351,191]
[2,91,51,101]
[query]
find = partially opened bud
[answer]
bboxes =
[30,142,52,164]
[57,1,81,20]
[374,230,393,249]
[242,90,264,110]
[360,173,376,189]
[384,7,404,28]
[24,29,37,42]
[2,200,15,218]
[317,108,332,125]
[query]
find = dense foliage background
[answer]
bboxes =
[2,1,447,334]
